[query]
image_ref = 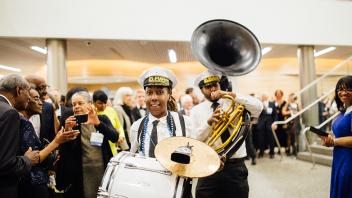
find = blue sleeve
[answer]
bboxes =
[19,119,41,154]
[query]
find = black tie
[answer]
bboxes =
[149,120,159,158]
[211,101,220,111]
[211,101,230,143]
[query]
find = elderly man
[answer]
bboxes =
[0,74,40,197]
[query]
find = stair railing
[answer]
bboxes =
[271,88,335,160]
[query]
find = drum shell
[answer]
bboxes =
[98,152,184,198]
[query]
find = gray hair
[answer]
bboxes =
[180,94,193,107]
[72,91,92,103]
[113,87,133,106]
[0,74,30,92]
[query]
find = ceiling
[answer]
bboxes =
[0,37,352,83]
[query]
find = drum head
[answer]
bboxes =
[155,136,220,178]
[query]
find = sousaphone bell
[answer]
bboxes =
[191,19,262,158]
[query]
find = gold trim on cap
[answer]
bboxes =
[145,75,170,86]
[204,76,220,84]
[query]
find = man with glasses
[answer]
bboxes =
[25,75,58,142]
[0,74,40,197]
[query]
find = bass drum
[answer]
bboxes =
[97,151,184,198]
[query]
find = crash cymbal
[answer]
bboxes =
[155,136,220,178]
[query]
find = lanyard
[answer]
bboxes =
[140,112,174,155]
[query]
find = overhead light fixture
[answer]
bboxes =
[262,47,272,56]
[168,49,177,63]
[0,64,21,72]
[314,47,336,57]
[31,46,47,54]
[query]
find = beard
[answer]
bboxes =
[203,92,218,103]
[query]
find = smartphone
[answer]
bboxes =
[63,129,80,139]
[74,114,88,124]
[309,126,328,137]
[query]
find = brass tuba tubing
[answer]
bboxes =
[191,19,261,157]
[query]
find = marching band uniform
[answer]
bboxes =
[190,70,263,198]
[130,67,193,155]
[129,67,193,198]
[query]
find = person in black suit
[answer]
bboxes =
[25,75,58,142]
[131,89,147,123]
[257,93,277,158]
[0,74,40,197]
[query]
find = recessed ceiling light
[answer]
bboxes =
[262,47,272,56]
[168,49,177,63]
[314,47,336,57]
[31,46,47,54]
[0,64,21,72]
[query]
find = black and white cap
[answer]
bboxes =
[194,70,222,89]
[138,67,177,89]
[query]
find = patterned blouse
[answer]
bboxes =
[19,116,49,185]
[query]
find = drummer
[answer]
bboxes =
[130,66,193,158]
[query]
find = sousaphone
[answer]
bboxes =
[191,19,262,158]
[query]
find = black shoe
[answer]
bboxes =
[269,154,274,159]
[251,158,257,165]
[258,152,264,158]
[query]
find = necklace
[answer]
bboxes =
[140,111,175,155]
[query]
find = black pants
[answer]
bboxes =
[196,159,249,198]
[245,125,256,159]
[0,186,18,198]
[257,116,275,155]
[19,183,49,198]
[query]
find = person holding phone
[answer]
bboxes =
[18,87,79,198]
[321,75,352,198]
[56,91,118,198]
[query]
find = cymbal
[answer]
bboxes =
[155,136,220,178]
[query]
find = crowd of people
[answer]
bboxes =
[0,70,351,198]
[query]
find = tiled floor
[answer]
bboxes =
[246,155,331,198]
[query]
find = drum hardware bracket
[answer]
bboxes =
[124,163,172,175]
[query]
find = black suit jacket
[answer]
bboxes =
[40,101,56,142]
[0,95,31,196]
[257,101,276,129]
[131,106,147,123]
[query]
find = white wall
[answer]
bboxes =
[1,0,352,46]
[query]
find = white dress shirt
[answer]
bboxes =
[190,93,263,158]
[130,111,193,157]
[29,114,41,138]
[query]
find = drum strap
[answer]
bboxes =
[177,112,186,137]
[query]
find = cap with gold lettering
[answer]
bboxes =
[195,70,222,89]
[138,67,177,89]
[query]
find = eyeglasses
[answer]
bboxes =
[37,85,49,91]
[337,88,352,93]
[31,96,41,102]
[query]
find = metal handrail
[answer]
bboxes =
[303,112,340,168]
[269,56,351,160]
[293,56,352,98]
[271,88,335,160]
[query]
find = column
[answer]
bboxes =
[297,45,319,146]
[46,39,68,94]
